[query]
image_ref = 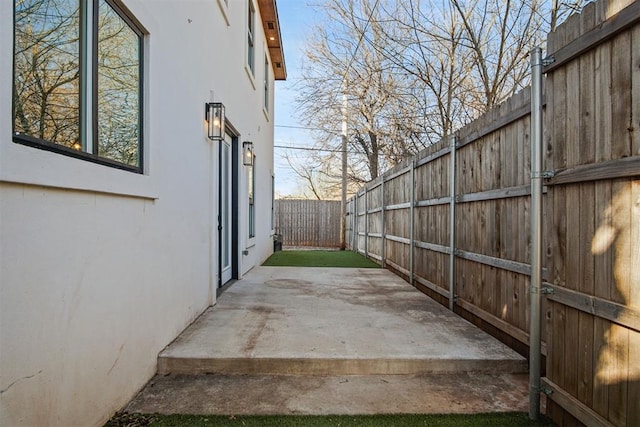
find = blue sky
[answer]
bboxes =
[273,1,321,197]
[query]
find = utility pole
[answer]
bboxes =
[340,89,348,250]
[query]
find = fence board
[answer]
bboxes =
[634,25,640,157]
[549,21,569,425]
[544,283,640,332]
[547,156,640,185]
[414,274,450,299]
[456,185,532,203]
[629,329,640,427]
[544,1,639,74]
[457,94,531,148]
[542,377,615,427]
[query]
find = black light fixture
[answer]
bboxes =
[205,102,225,141]
[243,141,254,166]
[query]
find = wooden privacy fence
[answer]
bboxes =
[346,1,639,425]
[275,199,341,247]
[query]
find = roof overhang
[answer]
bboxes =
[257,0,287,80]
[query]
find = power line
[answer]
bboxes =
[343,0,382,84]
[274,144,415,158]
[274,144,347,153]
[275,124,340,133]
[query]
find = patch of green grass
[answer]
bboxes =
[106,412,555,427]
[262,250,380,268]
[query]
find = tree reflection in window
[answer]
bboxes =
[13,0,143,171]
[13,0,81,147]
[97,0,141,166]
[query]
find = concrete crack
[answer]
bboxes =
[0,370,43,395]
[107,344,125,375]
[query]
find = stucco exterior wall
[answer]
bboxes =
[0,1,277,425]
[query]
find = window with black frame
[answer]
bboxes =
[264,54,269,111]
[13,0,144,172]
[247,0,255,75]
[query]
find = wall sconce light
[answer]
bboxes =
[243,141,254,166]
[205,102,225,141]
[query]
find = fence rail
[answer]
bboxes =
[346,1,639,425]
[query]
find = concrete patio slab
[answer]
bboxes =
[126,373,530,415]
[158,267,526,376]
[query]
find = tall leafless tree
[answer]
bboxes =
[291,0,587,195]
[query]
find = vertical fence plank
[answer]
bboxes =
[577,9,597,402]
[633,25,640,157]
[548,16,568,423]
[611,31,633,160]
[607,180,632,426]
[627,179,640,426]
[560,15,582,426]
[381,178,386,267]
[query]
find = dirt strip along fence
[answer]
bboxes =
[275,199,341,247]
[346,1,639,425]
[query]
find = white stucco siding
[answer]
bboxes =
[0,186,209,426]
[0,0,278,425]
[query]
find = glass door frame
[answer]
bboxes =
[217,128,239,291]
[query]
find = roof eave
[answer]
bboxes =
[257,0,287,80]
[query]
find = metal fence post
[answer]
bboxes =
[381,177,386,268]
[529,46,544,421]
[353,195,358,252]
[353,198,356,251]
[409,159,416,285]
[352,199,355,251]
[449,135,457,311]
[345,199,351,250]
[364,187,369,258]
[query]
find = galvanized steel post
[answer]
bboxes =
[409,159,416,285]
[529,46,544,421]
[353,195,358,252]
[364,187,368,258]
[381,177,386,268]
[449,135,457,311]
[352,199,356,251]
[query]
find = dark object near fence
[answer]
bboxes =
[273,234,283,252]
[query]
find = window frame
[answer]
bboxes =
[11,0,145,174]
[216,0,230,26]
[263,53,269,114]
[246,0,255,77]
